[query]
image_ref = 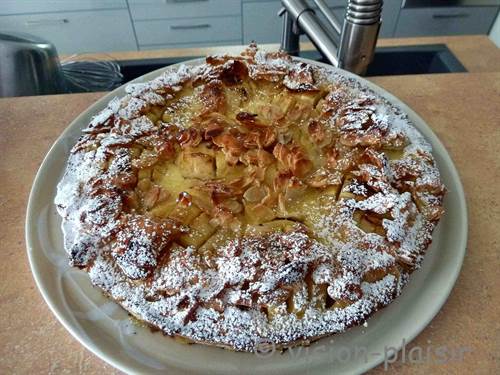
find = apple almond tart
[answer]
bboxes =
[55,44,445,351]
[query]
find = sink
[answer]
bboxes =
[299,44,467,76]
[112,44,466,88]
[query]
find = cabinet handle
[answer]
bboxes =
[170,23,211,30]
[25,19,69,26]
[432,13,469,19]
[166,0,208,3]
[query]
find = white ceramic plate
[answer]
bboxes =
[26,58,467,374]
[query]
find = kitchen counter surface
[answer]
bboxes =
[1,37,499,374]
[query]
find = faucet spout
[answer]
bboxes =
[279,0,340,66]
[279,0,383,75]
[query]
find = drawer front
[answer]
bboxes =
[0,10,137,54]
[0,0,126,15]
[134,16,242,45]
[395,6,499,37]
[128,0,241,20]
[139,39,241,50]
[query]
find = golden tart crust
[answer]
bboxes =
[55,44,445,351]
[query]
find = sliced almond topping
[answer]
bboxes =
[260,104,285,123]
[285,177,307,201]
[260,185,276,207]
[325,147,338,169]
[236,111,259,126]
[177,191,192,207]
[240,149,259,165]
[197,181,236,204]
[156,140,176,161]
[283,62,318,92]
[260,128,277,148]
[307,120,331,146]
[242,131,261,149]
[212,132,246,165]
[273,143,312,177]
[219,59,249,86]
[122,190,139,210]
[322,87,350,115]
[243,185,267,203]
[291,154,313,178]
[273,169,292,192]
[204,122,224,138]
[256,149,275,166]
[249,164,267,182]
[273,143,289,165]
[306,169,329,188]
[133,149,159,169]
[226,176,254,196]
[177,128,202,148]
[199,79,226,115]
[219,199,243,214]
[144,185,161,209]
[112,172,137,190]
[210,206,240,229]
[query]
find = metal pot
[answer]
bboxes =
[0,32,66,97]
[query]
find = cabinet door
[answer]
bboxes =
[242,1,346,44]
[0,0,127,15]
[0,10,137,54]
[134,16,242,46]
[242,1,282,44]
[395,6,499,37]
[139,40,241,50]
[242,0,398,45]
[128,0,241,20]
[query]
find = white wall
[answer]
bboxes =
[489,12,500,47]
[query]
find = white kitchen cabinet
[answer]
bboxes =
[242,1,282,44]
[128,0,241,20]
[0,0,498,56]
[139,40,242,50]
[0,0,127,15]
[395,6,499,37]
[130,0,243,50]
[134,15,242,47]
[242,0,402,45]
[378,0,401,37]
[242,0,346,44]
[0,9,137,54]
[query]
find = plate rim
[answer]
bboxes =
[25,56,468,375]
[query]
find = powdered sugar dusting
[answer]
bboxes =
[55,45,445,352]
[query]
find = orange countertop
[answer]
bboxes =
[1,36,499,374]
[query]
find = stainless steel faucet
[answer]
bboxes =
[279,0,383,75]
